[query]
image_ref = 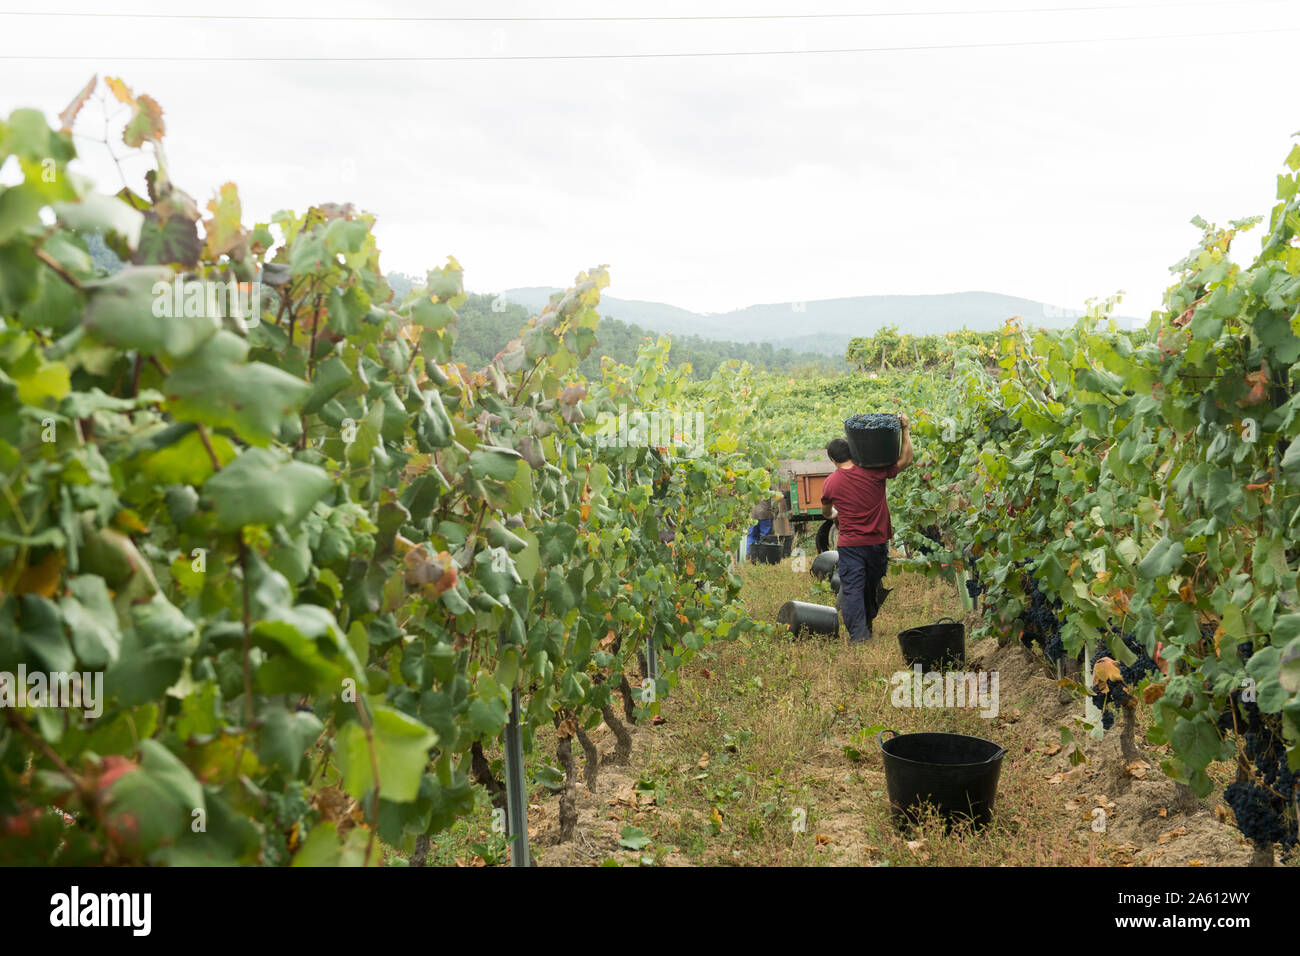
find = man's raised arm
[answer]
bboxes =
[896,414,915,471]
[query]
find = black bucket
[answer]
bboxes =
[750,538,782,565]
[777,601,839,637]
[897,617,965,670]
[844,418,901,469]
[810,549,838,581]
[878,729,1005,829]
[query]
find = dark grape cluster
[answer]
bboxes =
[1018,572,1064,664]
[843,413,900,432]
[1089,631,1159,725]
[1219,696,1298,854]
[965,575,985,600]
[915,523,943,557]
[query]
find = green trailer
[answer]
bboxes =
[775,455,839,554]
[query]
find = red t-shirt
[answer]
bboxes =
[820,463,902,546]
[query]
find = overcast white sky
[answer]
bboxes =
[3,0,1300,321]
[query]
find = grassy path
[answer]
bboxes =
[419,559,1270,867]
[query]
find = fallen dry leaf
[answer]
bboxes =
[1157,826,1188,845]
[1042,743,1063,756]
[905,838,926,852]
[1124,760,1150,779]
[1109,843,1139,864]
[697,753,710,770]
[1046,765,1087,785]
[815,834,832,846]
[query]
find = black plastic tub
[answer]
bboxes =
[810,549,838,581]
[897,617,965,670]
[750,539,782,565]
[777,601,839,637]
[844,416,901,469]
[877,730,1005,829]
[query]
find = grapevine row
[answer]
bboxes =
[891,137,1300,858]
[0,80,767,864]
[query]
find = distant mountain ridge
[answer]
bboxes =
[500,288,1127,356]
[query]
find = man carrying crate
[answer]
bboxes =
[819,415,914,643]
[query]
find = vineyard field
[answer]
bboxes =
[2,76,1300,875]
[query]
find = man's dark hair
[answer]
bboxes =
[826,437,852,464]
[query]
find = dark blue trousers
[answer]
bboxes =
[837,543,889,640]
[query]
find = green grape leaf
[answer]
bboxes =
[1279,638,1300,695]
[251,604,362,695]
[618,825,650,850]
[469,445,523,482]
[166,331,310,446]
[337,704,438,803]
[83,266,219,360]
[59,574,121,669]
[1136,537,1185,580]
[258,703,325,777]
[132,210,201,268]
[103,739,204,856]
[202,448,331,531]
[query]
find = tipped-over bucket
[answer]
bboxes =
[810,549,838,581]
[777,601,839,637]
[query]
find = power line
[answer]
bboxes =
[0,0,1291,22]
[0,25,1296,60]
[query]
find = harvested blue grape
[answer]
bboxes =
[844,413,900,432]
